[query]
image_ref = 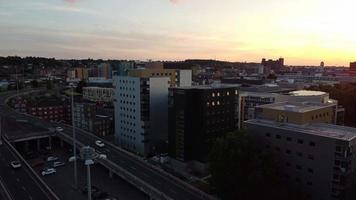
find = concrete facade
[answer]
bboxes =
[245,119,356,200]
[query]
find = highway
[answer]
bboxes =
[0,90,58,200]
[0,90,214,200]
[0,142,50,200]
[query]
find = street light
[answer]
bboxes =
[80,146,106,200]
[70,83,78,189]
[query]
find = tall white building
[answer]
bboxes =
[113,76,170,156]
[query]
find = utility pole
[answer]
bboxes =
[71,84,78,189]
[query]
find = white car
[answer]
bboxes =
[10,161,21,169]
[55,127,64,132]
[52,161,65,168]
[95,140,105,147]
[47,156,59,162]
[41,168,56,176]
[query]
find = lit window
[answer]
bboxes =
[227,92,230,96]
[212,102,215,106]
[212,93,215,97]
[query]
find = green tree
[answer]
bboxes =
[209,130,302,200]
[46,80,53,90]
[75,80,86,94]
[31,80,39,88]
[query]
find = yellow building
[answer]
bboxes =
[75,67,88,81]
[128,68,176,86]
[256,101,338,125]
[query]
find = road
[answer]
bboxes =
[0,90,213,200]
[0,143,51,200]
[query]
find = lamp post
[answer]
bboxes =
[80,146,106,200]
[71,83,78,189]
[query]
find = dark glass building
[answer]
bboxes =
[168,85,239,162]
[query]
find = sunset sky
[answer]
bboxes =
[0,0,355,66]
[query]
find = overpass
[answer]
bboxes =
[1,90,216,200]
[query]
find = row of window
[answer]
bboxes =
[119,87,136,91]
[119,93,136,98]
[119,79,136,84]
[151,73,172,76]
[311,112,329,120]
[284,162,314,174]
[266,145,315,160]
[119,107,136,113]
[120,100,136,106]
[119,113,136,120]
[265,132,316,147]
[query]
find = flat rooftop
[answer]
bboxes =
[257,101,336,113]
[289,90,327,96]
[174,84,240,90]
[245,119,356,141]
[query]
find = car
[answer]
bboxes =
[95,140,105,148]
[55,127,64,132]
[10,161,21,169]
[68,156,76,162]
[92,191,108,199]
[47,156,59,162]
[41,168,56,176]
[52,161,65,168]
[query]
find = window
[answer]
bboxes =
[308,168,314,173]
[297,152,303,157]
[275,147,280,152]
[286,137,292,141]
[307,181,313,186]
[276,135,281,139]
[286,150,291,154]
[297,139,304,144]
[265,133,271,137]
[296,165,302,170]
[308,154,314,160]
[309,141,316,147]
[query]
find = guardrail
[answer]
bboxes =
[58,123,216,200]
[3,138,60,200]
[0,176,13,200]
[57,132,172,200]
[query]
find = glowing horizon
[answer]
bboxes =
[0,0,355,66]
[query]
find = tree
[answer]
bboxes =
[46,80,53,90]
[31,80,39,88]
[75,80,86,94]
[209,130,302,200]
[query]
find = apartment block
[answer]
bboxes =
[113,76,170,156]
[83,87,114,103]
[128,68,192,87]
[244,119,356,200]
[168,85,239,162]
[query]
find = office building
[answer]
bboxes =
[349,62,356,76]
[168,85,239,162]
[74,102,113,137]
[98,63,112,79]
[244,119,356,200]
[111,61,135,76]
[128,68,192,87]
[255,101,338,125]
[83,87,114,103]
[237,89,344,129]
[113,76,170,156]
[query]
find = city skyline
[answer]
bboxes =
[0,0,355,66]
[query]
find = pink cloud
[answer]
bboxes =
[64,0,79,3]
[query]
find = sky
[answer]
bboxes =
[0,0,355,66]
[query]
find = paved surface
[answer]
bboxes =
[0,90,211,200]
[27,148,148,200]
[0,144,51,200]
